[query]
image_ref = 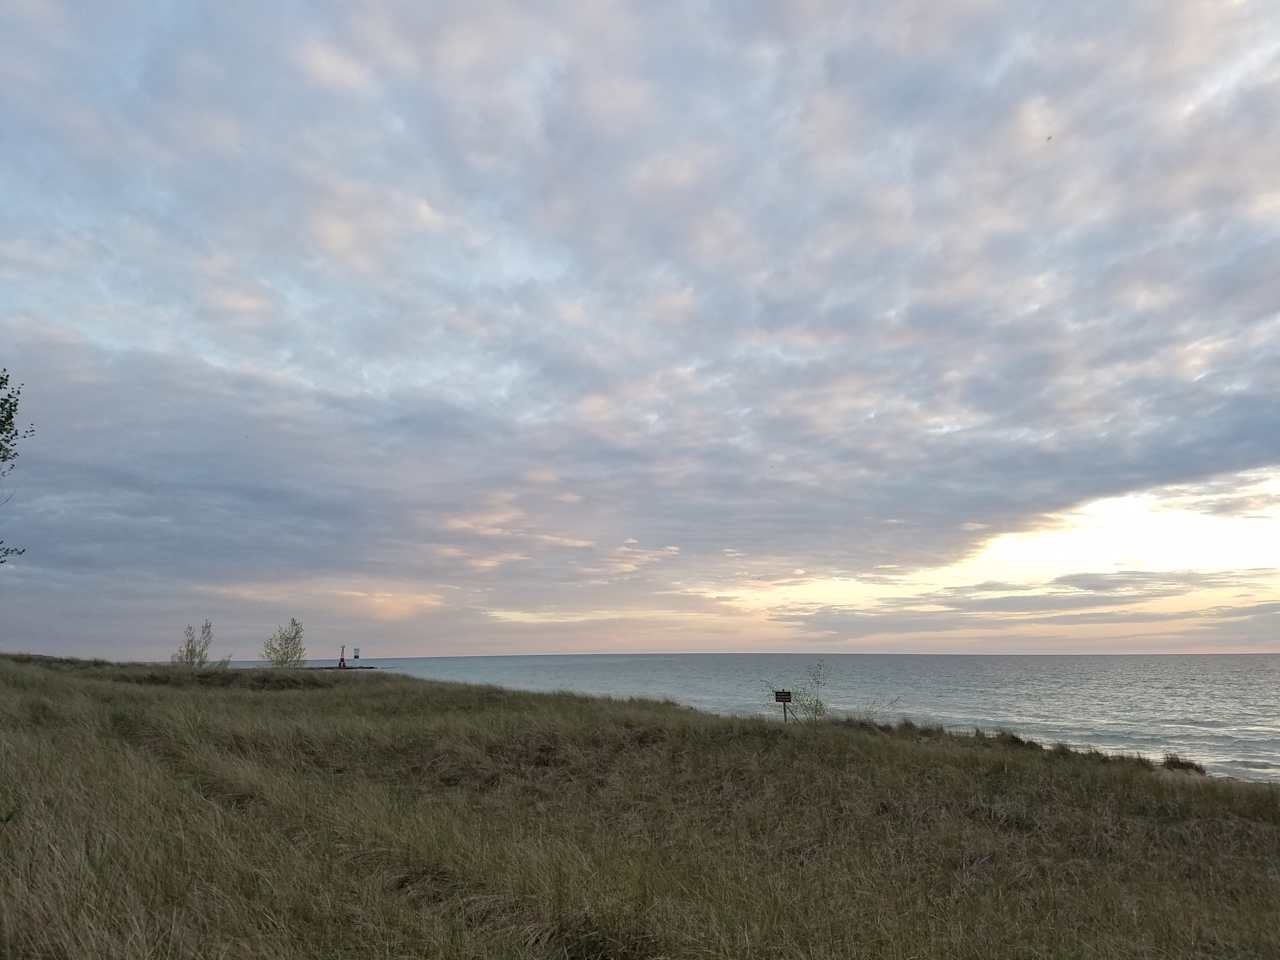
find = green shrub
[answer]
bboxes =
[263,617,306,667]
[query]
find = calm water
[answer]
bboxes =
[307,653,1280,781]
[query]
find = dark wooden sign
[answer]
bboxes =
[774,690,792,703]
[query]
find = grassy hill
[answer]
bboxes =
[1,654,1278,959]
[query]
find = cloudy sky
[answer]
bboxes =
[3,1,1279,660]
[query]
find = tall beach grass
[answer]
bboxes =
[1,653,1277,959]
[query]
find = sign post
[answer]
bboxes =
[775,689,792,723]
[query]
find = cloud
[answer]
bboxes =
[466,552,529,571]
[296,39,376,94]
[207,577,444,622]
[765,566,1280,652]
[2,2,1279,656]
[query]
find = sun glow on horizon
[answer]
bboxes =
[183,472,1280,653]
[690,471,1280,629]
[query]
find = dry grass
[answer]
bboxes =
[1,654,1278,959]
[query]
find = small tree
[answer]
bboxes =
[172,619,214,668]
[263,617,306,667]
[795,659,829,723]
[1,368,36,564]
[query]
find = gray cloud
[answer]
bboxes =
[771,571,1278,647]
[2,1,1279,656]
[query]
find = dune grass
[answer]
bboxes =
[1,654,1278,959]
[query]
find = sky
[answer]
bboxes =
[2,0,1279,660]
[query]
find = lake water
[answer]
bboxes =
[307,653,1280,781]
